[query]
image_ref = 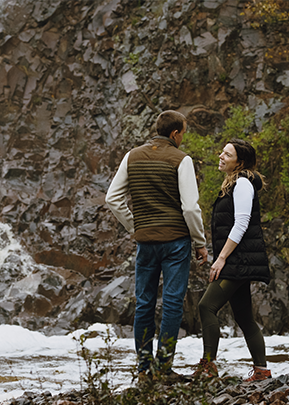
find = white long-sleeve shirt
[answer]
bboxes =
[105,153,206,248]
[228,177,254,244]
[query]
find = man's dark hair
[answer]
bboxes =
[156,110,186,138]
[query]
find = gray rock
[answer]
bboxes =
[270,255,285,271]
[173,11,182,19]
[277,71,289,87]
[212,393,233,405]
[255,98,286,131]
[155,52,165,67]
[18,28,35,42]
[256,63,264,79]
[240,28,266,49]
[10,272,42,295]
[152,71,161,82]
[32,0,62,22]
[179,26,193,46]
[229,60,241,80]
[60,291,87,321]
[208,54,226,80]
[231,399,247,405]
[255,80,271,93]
[276,374,289,384]
[192,31,217,55]
[219,2,239,23]
[0,228,10,250]
[159,18,167,30]
[203,0,225,9]
[98,276,130,307]
[0,301,14,312]
[89,0,121,37]
[218,27,232,48]
[78,223,97,238]
[91,54,109,71]
[134,45,146,54]
[121,70,139,93]
[230,71,246,93]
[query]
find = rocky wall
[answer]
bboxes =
[0,0,288,336]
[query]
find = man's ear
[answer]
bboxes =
[169,129,178,139]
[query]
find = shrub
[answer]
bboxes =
[74,328,240,404]
[182,106,289,226]
[243,0,289,28]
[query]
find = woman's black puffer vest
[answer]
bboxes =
[211,174,270,284]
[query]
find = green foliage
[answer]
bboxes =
[251,116,289,216]
[75,328,241,405]
[278,118,289,192]
[74,327,120,404]
[220,106,254,140]
[182,106,255,222]
[126,374,239,405]
[182,131,222,222]
[218,73,227,83]
[182,106,289,226]
[131,17,139,26]
[124,52,140,74]
[124,52,139,65]
[32,95,42,105]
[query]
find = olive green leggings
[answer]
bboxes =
[198,279,267,367]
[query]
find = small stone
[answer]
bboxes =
[179,26,193,46]
[271,400,286,405]
[269,391,287,403]
[277,71,289,87]
[212,393,233,405]
[204,1,223,9]
[230,71,245,93]
[231,398,246,405]
[248,391,265,404]
[121,70,138,93]
[192,31,217,55]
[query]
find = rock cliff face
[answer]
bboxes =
[0,0,288,336]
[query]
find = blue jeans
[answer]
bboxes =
[134,236,191,372]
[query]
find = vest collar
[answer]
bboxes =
[152,135,178,148]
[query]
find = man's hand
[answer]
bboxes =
[195,246,208,266]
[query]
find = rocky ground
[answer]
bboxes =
[5,373,289,405]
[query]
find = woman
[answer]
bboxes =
[194,138,271,382]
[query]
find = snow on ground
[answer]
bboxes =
[0,323,288,404]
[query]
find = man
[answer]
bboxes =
[105,110,207,383]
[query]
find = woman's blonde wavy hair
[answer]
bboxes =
[220,138,265,197]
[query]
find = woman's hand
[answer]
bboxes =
[209,256,226,282]
[209,238,237,282]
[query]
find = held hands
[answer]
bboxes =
[209,256,226,282]
[195,246,208,266]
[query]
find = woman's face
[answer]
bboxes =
[219,143,239,174]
